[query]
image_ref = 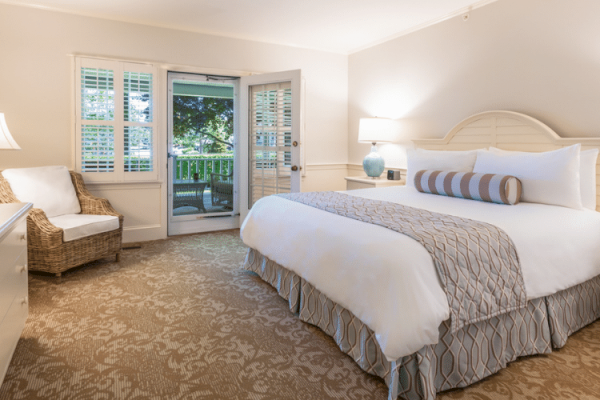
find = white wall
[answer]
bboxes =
[0,3,348,242]
[348,0,600,169]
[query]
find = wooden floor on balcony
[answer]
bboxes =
[173,189,231,216]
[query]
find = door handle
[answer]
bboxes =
[291,165,302,172]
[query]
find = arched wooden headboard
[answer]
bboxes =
[412,110,600,212]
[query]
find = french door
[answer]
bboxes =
[167,72,239,235]
[239,70,302,222]
[166,69,302,235]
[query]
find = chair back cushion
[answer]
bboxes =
[2,166,81,217]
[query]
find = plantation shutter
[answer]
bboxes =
[76,57,158,182]
[249,82,293,207]
[124,69,154,173]
[79,60,116,173]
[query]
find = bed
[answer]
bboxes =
[240,111,600,399]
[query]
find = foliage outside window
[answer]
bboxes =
[172,82,234,156]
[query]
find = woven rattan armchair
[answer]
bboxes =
[210,172,233,210]
[0,171,123,277]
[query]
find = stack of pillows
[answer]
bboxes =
[407,144,598,209]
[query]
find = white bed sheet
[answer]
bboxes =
[240,186,600,361]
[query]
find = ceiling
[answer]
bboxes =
[3,0,497,54]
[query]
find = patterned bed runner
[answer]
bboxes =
[278,191,527,333]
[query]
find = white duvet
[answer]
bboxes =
[240,186,600,361]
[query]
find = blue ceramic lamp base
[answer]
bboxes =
[363,144,385,178]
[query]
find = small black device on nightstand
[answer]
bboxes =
[387,170,401,180]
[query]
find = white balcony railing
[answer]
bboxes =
[173,156,233,186]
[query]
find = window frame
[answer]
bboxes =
[75,56,158,183]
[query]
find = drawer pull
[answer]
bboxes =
[16,264,27,273]
[20,234,27,242]
[21,296,28,306]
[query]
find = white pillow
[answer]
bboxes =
[474,144,582,209]
[580,149,599,210]
[2,166,81,217]
[406,149,478,188]
[488,146,598,210]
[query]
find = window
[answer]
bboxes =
[75,57,158,182]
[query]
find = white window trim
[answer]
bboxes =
[75,56,159,183]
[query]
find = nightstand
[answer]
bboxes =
[345,176,406,190]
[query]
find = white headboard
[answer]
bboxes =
[412,110,600,212]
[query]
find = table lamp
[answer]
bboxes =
[358,117,393,178]
[0,113,21,150]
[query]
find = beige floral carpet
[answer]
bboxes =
[0,230,599,400]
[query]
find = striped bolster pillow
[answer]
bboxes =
[414,170,522,205]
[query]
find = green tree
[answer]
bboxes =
[173,96,233,153]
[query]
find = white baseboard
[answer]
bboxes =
[168,216,240,236]
[123,224,163,244]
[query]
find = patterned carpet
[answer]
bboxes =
[0,230,599,400]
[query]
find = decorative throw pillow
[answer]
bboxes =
[2,166,81,217]
[406,149,478,189]
[474,144,582,209]
[414,169,522,205]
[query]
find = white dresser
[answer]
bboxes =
[0,203,31,386]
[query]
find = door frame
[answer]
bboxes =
[167,71,241,236]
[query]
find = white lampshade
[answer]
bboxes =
[358,117,394,144]
[0,113,21,150]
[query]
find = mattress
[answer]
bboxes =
[241,186,600,361]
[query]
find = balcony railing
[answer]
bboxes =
[174,155,233,186]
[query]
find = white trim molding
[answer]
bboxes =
[305,163,348,171]
[348,0,500,54]
[2,0,499,56]
[122,224,163,244]
[347,163,407,173]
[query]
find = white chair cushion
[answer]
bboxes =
[2,166,81,217]
[48,214,119,242]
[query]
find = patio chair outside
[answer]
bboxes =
[210,172,233,210]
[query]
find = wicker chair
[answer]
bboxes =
[0,170,123,277]
[210,172,233,210]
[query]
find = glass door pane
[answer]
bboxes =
[167,72,239,236]
[172,79,234,216]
